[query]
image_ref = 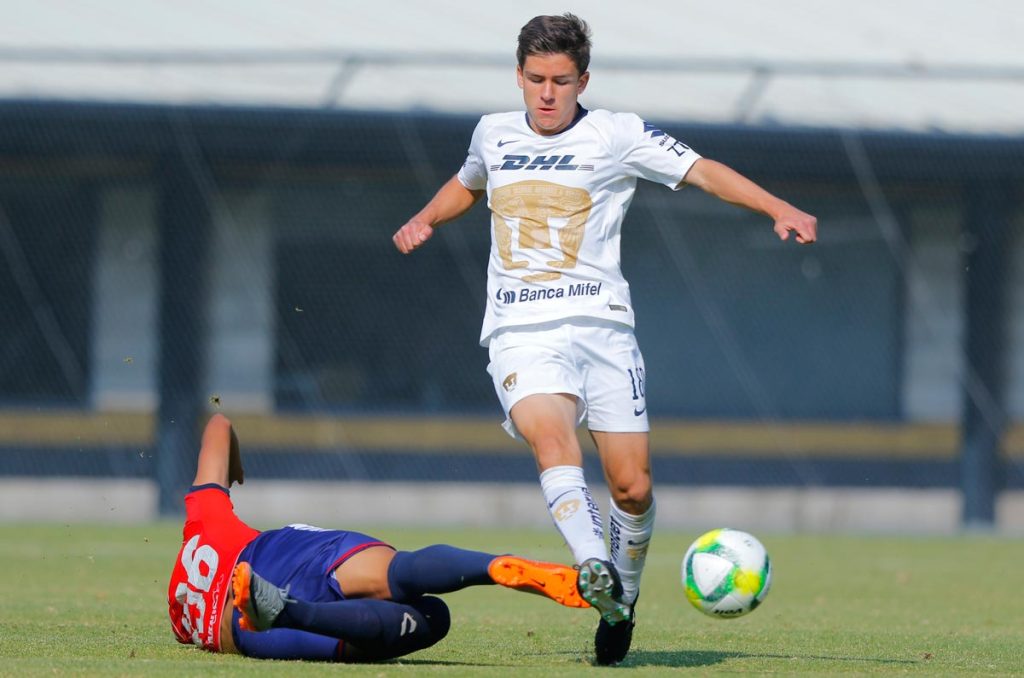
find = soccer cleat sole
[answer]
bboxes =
[488,556,590,609]
[577,559,631,624]
[231,561,260,632]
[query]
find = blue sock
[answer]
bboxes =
[386,545,496,602]
[233,608,343,660]
[274,596,449,661]
[234,625,342,661]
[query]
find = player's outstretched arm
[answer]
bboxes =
[392,175,484,254]
[682,158,817,244]
[192,413,245,489]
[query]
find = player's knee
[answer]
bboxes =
[613,494,652,515]
[610,477,652,514]
[341,597,451,662]
[412,596,451,646]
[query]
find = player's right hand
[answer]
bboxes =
[393,219,435,254]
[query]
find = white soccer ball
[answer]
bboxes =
[682,528,772,619]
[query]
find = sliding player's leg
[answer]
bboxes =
[233,564,450,660]
[338,543,586,608]
[381,545,491,599]
[240,525,586,618]
[386,544,584,605]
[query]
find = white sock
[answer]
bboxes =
[539,465,608,565]
[608,499,655,605]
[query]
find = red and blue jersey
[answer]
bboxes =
[167,484,259,651]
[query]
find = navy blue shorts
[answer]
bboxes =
[237,524,392,602]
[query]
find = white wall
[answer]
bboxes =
[4,479,1024,535]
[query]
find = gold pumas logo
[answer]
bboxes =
[502,372,517,392]
[554,499,580,522]
[626,543,650,560]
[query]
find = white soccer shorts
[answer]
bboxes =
[486,319,649,439]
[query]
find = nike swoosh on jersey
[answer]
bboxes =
[497,138,519,147]
[633,406,646,416]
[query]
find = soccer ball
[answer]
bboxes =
[682,528,772,619]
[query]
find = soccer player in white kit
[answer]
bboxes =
[393,13,817,665]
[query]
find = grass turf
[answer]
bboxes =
[1,523,1022,675]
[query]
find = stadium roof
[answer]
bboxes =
[2,0,1023,135]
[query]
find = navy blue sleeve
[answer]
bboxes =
[188,483,229,496]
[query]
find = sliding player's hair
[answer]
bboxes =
[516,13,592,76]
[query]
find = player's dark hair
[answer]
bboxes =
[517,13,592,76]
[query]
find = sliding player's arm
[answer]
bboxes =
[192,413,245,489]
[682,158,817,244]
[392,175,484,254]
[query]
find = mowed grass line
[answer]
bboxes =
[1,523,1022,676]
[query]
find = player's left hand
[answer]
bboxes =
[773,204,817,244]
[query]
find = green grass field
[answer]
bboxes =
[1,523,1022,676]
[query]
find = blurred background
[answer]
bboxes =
[0,0,1022,532]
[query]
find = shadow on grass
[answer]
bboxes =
[385,658,515,667]
[626,649,918,668]
[364,648,921,669]
[393,649,588,667]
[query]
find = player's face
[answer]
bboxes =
[517,53,589,136]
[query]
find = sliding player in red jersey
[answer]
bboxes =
[168,414,588,662]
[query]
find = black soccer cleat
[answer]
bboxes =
[594,594,637,666]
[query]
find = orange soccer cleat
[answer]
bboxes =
[488,556,590,609]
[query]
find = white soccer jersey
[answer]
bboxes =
[458,107,702,345]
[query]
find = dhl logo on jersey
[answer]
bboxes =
[490,155,595,172]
